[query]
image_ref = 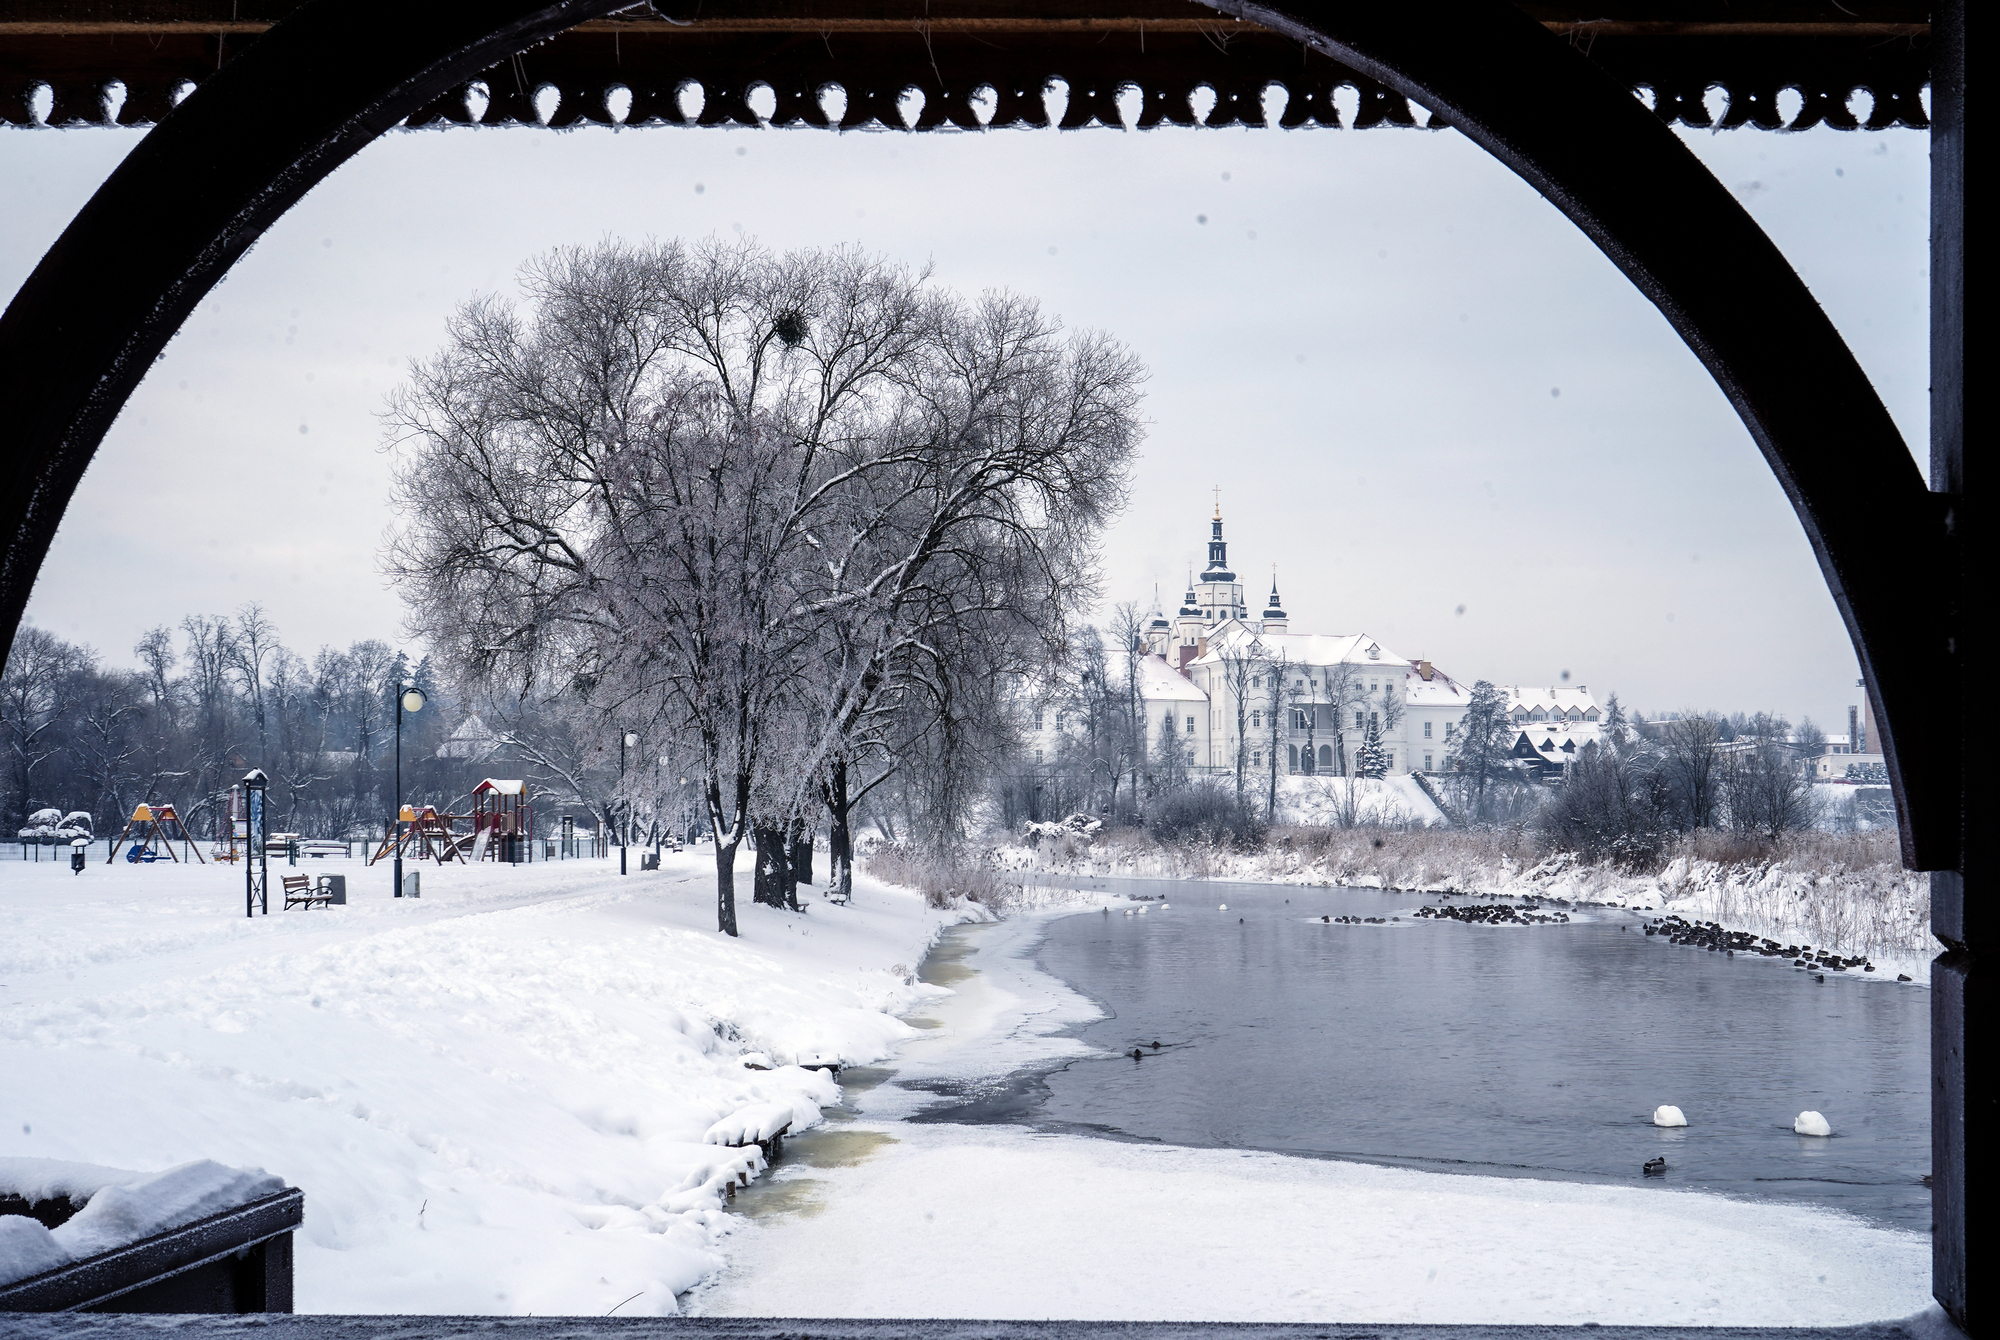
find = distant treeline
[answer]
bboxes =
[1,607,604,842]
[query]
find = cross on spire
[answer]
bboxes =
[1212,485,1222,519]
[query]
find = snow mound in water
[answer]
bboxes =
[1794,1110,1833,1137]
[706,1093,822,1146]
[1653,1105,1688,1127]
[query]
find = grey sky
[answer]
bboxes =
[2,115,1927,730]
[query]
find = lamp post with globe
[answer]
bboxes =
[619,731,638,874]
[393,680,425,898]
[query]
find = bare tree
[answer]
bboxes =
[386,237,1141,929]
[1,628,93,824]
[1216,641,1257,805]
[1446,679,1514,821]
[1650,712,1726,830]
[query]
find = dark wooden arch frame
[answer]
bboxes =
[0,0,1977,1327]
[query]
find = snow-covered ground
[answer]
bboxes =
[0,851,968,1314]
[4,852,1935,1324]
[692,904,1932,1327]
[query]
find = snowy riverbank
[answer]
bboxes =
[995,828,1935,984]
[691,903,1933,1327]
[0,852,976,1314]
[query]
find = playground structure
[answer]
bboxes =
[366,781,532,867]
[106,802,205,864]
[468,779,531,862]
[367,804,468,866]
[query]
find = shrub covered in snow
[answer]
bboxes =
[16,809,91,844]
[1022,814,1102,850]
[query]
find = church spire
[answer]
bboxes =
[1261,564,1288,632]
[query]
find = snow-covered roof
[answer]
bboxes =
[1135,653,1208,703]
[474,778,526,796]
[1504,685,1598,709]
[1503,686,1601,721]
[1190,622,1410,672]
[1403,663,1472,708]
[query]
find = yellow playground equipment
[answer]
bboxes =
[367,804,472,866]
[107,802,205,864]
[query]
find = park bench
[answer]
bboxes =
[824,886,850,907]
[281,874,332,910]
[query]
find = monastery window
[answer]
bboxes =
[1252,751,1262,768]
[1530,706,1547,721]
[1319,745,1333,770]
[1034,710,1044,731]
[1288,745,1299,772]
[1056,712,1067,730]
[1446,721,1456,740]
[1186,716,1196,734]
[1355,711,1365,729]
[1251,710,1262,729]
[1251,676,1261,688]
[1424,753,1433,770]
[1035,749,1044,763]
[1292,709,1309,730]
[1585,709,1601,722]
[1423,721,1433,739]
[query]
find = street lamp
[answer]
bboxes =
[243,768,268,917]
[394,681,425,898]
[619,731,638,873]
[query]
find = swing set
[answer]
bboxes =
[105,802,205,864]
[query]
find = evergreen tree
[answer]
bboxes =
[1355,716,1390,779]
[1602,690,1628,751]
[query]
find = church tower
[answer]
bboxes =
[1260,570,1288,634]
[1174,568,1204,652]
[1145,586,1172,657]
[1195,493,1248,627]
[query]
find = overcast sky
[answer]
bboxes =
[1,111,1927,729]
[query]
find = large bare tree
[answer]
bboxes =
[386,237,1142,931]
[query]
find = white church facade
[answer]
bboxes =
[1129,507,1602,779]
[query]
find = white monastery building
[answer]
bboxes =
[1125,506,1601,778]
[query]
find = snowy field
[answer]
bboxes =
[0,851,966,1314]
[692,910,1933,1327]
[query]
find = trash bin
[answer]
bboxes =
[502,834,524,865]
[316,873,346,905]
[70,838,88,874]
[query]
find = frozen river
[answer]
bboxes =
[906,876,1931,1230]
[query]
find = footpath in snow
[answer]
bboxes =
[0,851,965,1314]
[692,896,1934,1327]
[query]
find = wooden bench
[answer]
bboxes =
[825,887,851,907]
[281,874,333,910]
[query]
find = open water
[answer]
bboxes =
[908,876,1931,1230]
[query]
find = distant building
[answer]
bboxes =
[1111,505,1595,778]
[435,714,503,762]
